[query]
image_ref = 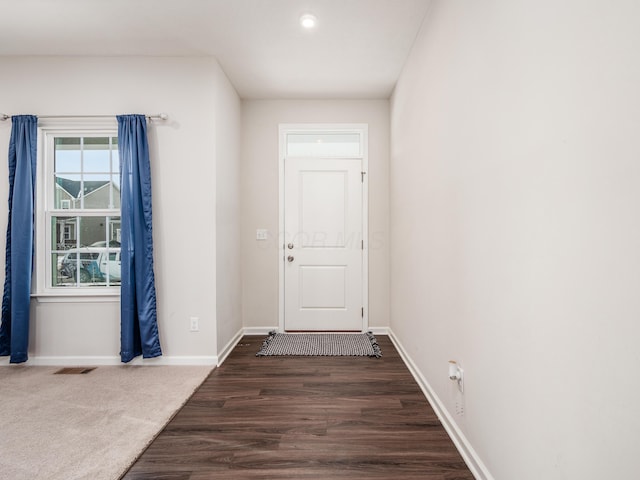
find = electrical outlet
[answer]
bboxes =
[190,316,199,332]
[455,399,465,416]
[457,366,464,393]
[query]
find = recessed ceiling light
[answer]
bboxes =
[300,14,317,29]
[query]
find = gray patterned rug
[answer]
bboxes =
[256,331,382,357]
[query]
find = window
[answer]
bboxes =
[63,224,75,242]
[39,128,121,293]
[286,132,362,157]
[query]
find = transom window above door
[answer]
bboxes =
[285,131,363,157]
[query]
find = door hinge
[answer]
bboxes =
[361,307,364,318]
[361,171,366,182]
[361,239,364,250]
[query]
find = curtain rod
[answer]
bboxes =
[0,113,168,122]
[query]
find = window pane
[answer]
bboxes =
[287,133,361,157]
[98,249,121,286]
[52,216,78,250]
[79,216,103,246]
[81,174,114,209]
[52,253,67,286]
[83,137,111,173]
[55,174,81,209]
[108,218,121,245]
[112,147,120,174]
[55,137,81,172]
[111,173,121,200]
[83,137,108,147]
[51,215,121,287]
[55,137,81,147]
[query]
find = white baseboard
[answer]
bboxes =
[2,355,218,366]
[0,326,387,368]
[243,326,278,335]
[218,328,244,366]
[368,326,389,335]
[387,329,494,480]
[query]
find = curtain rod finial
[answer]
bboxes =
[147,113,168,121]
[1,114,9,121]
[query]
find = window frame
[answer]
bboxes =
[34,120,121,301]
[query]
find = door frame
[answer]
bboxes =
[278,124,369,332]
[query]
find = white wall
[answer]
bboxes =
[390,1,640,479]
[0,56,241,363]
[215,64,243,355]
[241,100,390,330]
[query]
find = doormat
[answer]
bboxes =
[256,331,382,357]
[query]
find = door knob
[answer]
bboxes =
[287,255,294,262]
[287,243,294,249]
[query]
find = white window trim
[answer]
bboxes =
[33,120,121,301]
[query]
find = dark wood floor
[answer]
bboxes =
[122,335,474,480]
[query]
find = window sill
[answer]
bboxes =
[32,291,120,303]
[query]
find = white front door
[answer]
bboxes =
[284,157,363,331]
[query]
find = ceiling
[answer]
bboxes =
[0,0,432,99]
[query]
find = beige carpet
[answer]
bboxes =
[0,364,213,480]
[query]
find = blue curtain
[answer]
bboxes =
[118,114,162,363]
[0,115,37,364]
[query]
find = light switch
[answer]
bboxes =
[256,229,268,240]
